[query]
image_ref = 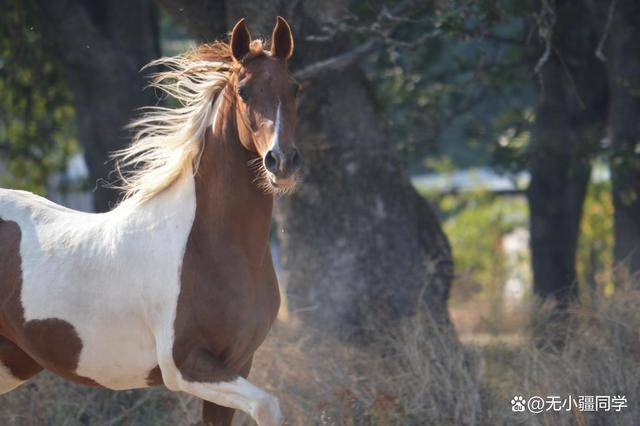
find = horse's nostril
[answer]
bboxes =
[291,149,302,170]
[264,150,278,173]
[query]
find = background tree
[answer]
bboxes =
[603,0,640,278]
[34,0,161,212]
[527,0,607,305]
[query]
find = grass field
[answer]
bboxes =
[1,282,638,425]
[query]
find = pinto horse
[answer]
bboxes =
[0,17,299,426]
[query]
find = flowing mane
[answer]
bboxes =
[112,40,265,205]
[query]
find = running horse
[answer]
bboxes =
[0,17,300,426]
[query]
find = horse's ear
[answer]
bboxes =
[230,18,252,62]
[271,16,293,60]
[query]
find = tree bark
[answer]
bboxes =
[528,1,607,305]
[605,0,640,277]
[36,0,160,212]
[161,0,453,338]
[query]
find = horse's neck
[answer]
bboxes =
[190,95,274,265]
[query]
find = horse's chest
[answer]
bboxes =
[217,286,277,342]
[175,256,280,369]
[211,280,277,348]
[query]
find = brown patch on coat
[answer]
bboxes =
[0,335,42,381]
[171,84,281,385]
[0,219,100,387]
[145,364,163,386]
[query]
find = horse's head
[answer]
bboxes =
[230,17,301,194]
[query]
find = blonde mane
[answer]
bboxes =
[112,40,264,205]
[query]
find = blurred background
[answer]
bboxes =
[1,0,639,424]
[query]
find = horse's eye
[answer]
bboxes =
[238,85,251,102]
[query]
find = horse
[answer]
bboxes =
[0,16,300,426]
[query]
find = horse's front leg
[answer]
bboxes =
[202,356,254,426]
[173,348,282,426]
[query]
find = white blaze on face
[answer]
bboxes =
[269,100,282,151]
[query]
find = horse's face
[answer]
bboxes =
[231,17,301,194]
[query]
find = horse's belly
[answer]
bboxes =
[74,320,158,390]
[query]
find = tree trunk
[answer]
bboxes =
[161,0,453,338]
[36,0,160,212]
[605,0,640,278]
[528,1,607,306]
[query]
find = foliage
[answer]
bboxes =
[433,189,528,305]
[0,1,77,194]
[429,179,615,307]
[577,178,615,298]
[358,0,535,173]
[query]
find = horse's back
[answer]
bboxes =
[0,187,80,217]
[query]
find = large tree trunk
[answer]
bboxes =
[36,0,160,212]
[528,1,607,306]
[161,0,453,338]
[605,0,640,277]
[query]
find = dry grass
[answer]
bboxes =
[242,314,483,425]
[0,373,200,425]
[1,286,640,425]
[485,287,640,426]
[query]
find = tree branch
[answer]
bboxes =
[595,0,618,62]
[533,0,556,76]
[294,39,380,80]
[294,0,435,80]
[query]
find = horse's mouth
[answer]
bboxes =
[268,175,298,193]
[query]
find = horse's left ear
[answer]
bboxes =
[230,18,252,62]
[271,16,293,60]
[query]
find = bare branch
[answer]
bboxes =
[533,0,557,76]
[294,0,434,80]
[595,0,618,62]
[295,40,380,80]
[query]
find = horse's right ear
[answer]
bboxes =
[230,18,252,62]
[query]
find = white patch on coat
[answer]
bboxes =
[0,362,24,395]
[0,168,196,390]
[178,376,283,426]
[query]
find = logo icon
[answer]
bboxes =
[511,395,526,412]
